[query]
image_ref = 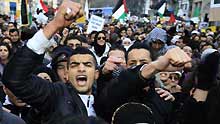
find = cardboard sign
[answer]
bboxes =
[87,15,105,34]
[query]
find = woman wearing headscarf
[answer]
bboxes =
[90,31,111,66]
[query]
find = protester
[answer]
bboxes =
[182,49,220,124]
[51,45,73,83]
[9,28,23,53]
[32,65,58,82]
[90,31,111,65]
[2,1,192,124]
[0,42,11,77]
[0,0,219,124]
[121,37,133,50]
[144,27,171,60]
[0,37,12,48]
[64,34,82,50]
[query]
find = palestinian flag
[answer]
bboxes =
[112,0,128,20]
[37,0,48,13]
[169,13,176,24]
[157,2,166,18]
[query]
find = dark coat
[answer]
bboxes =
[2,46,88,124]
[95,66,173,124]
[181,86,220,124]
[3,104,30,122]
[3,45,172,124]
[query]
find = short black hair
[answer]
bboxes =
[20,26,37,41]
[9,28,19,34]
[78,35,88,44]
[68,47,98,69]
[206,28,212,31]
[64,34,86,45]
[32,64,58,82]
[126,26,134,32]
[108,44,126,57]
[8,22,17,28]
[199,41,215,51]
[120,27,127,32]
[88,31,97,38]
[126,42,150,62]
[200,32,206,37]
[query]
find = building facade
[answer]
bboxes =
[178,0,190,18]
[191,0,210,22]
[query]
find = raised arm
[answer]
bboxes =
[2,0,83,111]
[141,47,191,79]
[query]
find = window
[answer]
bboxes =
[214,0,220,4]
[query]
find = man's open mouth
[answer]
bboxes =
[76,75,87,86]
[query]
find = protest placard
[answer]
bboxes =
[87,15,105,34]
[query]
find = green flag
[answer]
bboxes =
[193,6,201,17]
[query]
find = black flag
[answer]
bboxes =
[21,0,28,25]
[112,0,123,14]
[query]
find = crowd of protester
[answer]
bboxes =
[0,1,220,124]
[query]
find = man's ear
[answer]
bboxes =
[95,69,99,80]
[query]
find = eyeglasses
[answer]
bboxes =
[98,37,106,40]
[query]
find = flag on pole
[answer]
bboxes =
[37,0,48,13]
[21,0,28,25]
[84,0,89,20]
[29,10,32,26]
[112,0,128,20]
[157,2,166,18]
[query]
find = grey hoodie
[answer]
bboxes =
[144,27,176,60]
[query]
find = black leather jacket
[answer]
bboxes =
[3,45,173,124]
[2,46,88,124]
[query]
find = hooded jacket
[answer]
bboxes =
[143,27,175,60]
